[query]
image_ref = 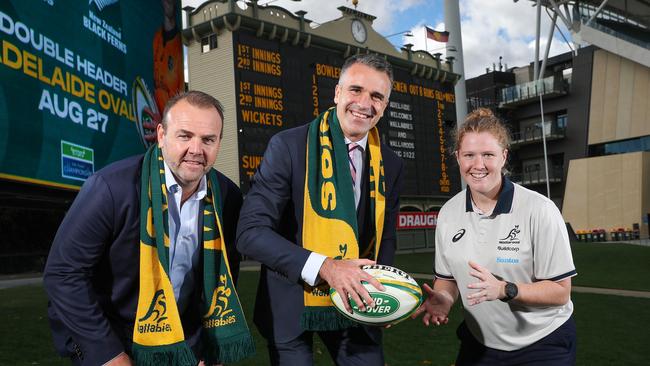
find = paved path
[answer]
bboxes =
[3,269,649,299]
[409,272,650,299]
[0,276,42,290]
[571,286,650,299]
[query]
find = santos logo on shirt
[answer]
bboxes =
[499,225,521,245]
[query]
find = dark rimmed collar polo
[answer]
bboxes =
[465,176,515,215]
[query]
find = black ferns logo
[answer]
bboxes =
[138,289,168,324]
[89,0,119,11]
[499,225,521,244]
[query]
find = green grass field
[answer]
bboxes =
[1,243,649,365]
[394,242,650,292]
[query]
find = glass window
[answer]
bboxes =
[557,113,568,129]
[201,34,218,53]
[589,135,650,156]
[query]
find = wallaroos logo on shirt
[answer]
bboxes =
[499,225,521,245]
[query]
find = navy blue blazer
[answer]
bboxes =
[43,155,243,365]
[237,123,404,343]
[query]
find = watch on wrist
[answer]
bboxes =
[501,281,518,302]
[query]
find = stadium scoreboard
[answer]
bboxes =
[233,29,459,196]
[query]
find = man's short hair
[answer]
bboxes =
[340,53,394,84]
[161,90,225,138]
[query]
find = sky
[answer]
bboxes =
[181,0,575,79]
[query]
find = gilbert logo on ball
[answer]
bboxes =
[330,264,423,326]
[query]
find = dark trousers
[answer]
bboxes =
[456,316,577,366]
[268,327,384,366]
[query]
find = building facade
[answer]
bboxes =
[466,47,594,209]
[467,43,650,237]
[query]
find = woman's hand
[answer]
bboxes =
[466,261,505,305]
[412,282,455,326]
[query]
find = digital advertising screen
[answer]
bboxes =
[0,0,183,189]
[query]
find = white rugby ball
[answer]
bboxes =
[329,264,423,326]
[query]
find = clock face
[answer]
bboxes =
[351,19,367,43]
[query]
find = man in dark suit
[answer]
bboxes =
[237,54,404,365]
[44,91,244,365]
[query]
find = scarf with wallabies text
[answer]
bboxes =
[133,144,254,365]
[300,107,386,331]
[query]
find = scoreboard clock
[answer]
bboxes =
[351,19,367,43]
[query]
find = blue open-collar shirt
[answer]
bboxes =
[163,162,206,312]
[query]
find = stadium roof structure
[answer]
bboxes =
[567,0,650,28]
[523,0,649,70]
[526,0,649,28]
[513,0,649,196]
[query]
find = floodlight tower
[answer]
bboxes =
[444,0,467,130]
[444,0,467,188]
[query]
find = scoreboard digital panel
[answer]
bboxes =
[233,29,459,196]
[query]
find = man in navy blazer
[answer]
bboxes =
[237,54,404,365]
[44,91,242,365]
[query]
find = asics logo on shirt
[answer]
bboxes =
[452,229,466,243]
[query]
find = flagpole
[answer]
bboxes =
[424,27,429,53]
[444,0,468,189]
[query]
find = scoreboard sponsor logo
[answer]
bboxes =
[397,212,438,230]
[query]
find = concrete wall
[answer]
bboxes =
[562,151,650,237]
[589,49,650,145]
[579,21,650,69]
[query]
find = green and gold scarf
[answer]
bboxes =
[300,107,386,330]
[133,144,254,365]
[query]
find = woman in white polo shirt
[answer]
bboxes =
[413,108,577,365]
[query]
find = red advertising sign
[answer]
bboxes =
[397,212,438,230]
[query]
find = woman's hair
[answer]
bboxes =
[452,107,511,153]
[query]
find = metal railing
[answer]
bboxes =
[510,122,566,146]
[500,75,568,106]
[467,96,499,111]
[511,165,564,186]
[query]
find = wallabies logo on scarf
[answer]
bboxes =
[137,289,171,333]
[300,107,385,331]
[203,274,236,328]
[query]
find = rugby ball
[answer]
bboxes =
[329,264,423,326]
